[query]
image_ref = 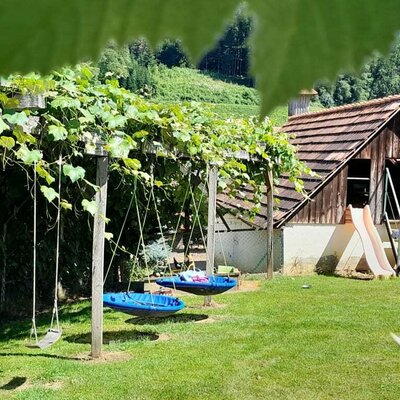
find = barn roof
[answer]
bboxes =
[218,94,400,229]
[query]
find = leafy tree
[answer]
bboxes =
[155,40,191,68]
[199,10,251,78]
[98,43,132,86]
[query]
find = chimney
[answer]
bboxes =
[288,89,318,117]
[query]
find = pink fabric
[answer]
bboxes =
[192,276,209,282]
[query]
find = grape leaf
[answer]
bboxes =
[63,164,86,183]
[123,158,141,170]
[106,135,136,158]
[1,0,400,113]
[60,199,73,210]
[40,186,59,202]
[247,0,400,113]
[36,163,55,185]
[82,199,98,216]
[16,145,43,165]
[48,125,68,141]
[2,112,29,126]
[0,136,15,150]
[0,0,238,72]
[0,118,9,133]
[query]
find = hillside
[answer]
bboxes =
[153,67,323,126]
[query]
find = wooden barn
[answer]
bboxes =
[216,94,400,275]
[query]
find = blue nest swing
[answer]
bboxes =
[156,275,237,296]
[103,292,185,317]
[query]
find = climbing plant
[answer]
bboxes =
[0,65,310,213]
[0,65,309,315]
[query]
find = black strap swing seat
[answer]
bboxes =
[103,292,185,317]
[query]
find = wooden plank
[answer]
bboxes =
[265,169,274,280]
[324,180,333,224]
[331,173,338,224]
[205,166,218,305]
[336,167,348,223]
[369,137,379,222]
[392,117,400,158]
[374,133,387,224]
[315,189,323,223]
[91,155,108,359]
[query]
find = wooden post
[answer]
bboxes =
[205,165,218,306]
[91,155,108,358]
[265,169,274,280]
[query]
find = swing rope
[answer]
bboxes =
[184,179,209,273]
[131,177,155,305]
[126,177,151,291]
[30,155,63,346]
[103,192,135,284]
[49,155,62,332]
[30,162,38,344]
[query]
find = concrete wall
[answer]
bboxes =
[282,223,395,275]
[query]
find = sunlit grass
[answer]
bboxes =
[1,276,400,399]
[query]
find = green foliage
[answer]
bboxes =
[141,238,171,269]
[0,65,309,315]
[81,199,98,216]
[211,103,259,119]
[40,186,59,202]
[156,39,191,68]
[154,67,259,105]
[199,8,251,77]
[2,1,400,113]
[98,43,156,96]
[63,164,86,183]
[316,36,400,107]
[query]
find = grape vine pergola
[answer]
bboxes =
[0,67,309,358]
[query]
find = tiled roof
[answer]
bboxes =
[218,95,400,228]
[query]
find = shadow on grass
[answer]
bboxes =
[0,376,27,391]
[0,352,82,361]
[126,313,209,325]
[65,330,159,344]
[0,305,92,342]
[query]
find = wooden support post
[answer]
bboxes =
[205,165,218,306]
[91,155,108,358]
[265,169,274,280]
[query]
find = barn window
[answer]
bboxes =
[346,159,371,208]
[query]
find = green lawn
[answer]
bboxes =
[1,276,400,399]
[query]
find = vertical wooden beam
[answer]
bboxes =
[91,155,108,359]
[205,165,217,306]
[265,169,274,280]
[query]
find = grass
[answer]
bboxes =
[153,67,324,123]
[2,275,400,399]
[154,67,260,106]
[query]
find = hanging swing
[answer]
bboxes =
[103,175,185,317]
[30,156,63,349]
[156,166,237,296]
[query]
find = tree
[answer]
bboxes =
[155,40,191,68]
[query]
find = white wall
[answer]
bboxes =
[282,223,395,275]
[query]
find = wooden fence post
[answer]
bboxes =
[265,169,274,280]
[91,155,108,358]
[205,165,218,306]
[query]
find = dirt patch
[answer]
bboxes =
[237,280,261,292]
[195,316,217,324]
[43,381,64,390]
[75,351,132,363]
[157,333,172,341]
